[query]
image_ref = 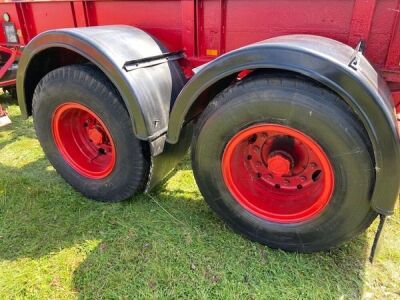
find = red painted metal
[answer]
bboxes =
[72,1,88,27]
[0,103,6,116]
[385,0,400,71]
[221,124,335,223]
[0,78,15,87]
[348,0,377,47]
[0,0,399,90]
[266,154,291,177]
[0,45,16,77]
[52,102,116,179]
[393,90,400,109]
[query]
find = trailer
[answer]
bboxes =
[0,0,399,253]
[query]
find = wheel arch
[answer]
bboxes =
[19,47,90,118]
[168,34,400,215]
[17,25,185,141]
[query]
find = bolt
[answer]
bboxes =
[300,176,306,181]
[310,162,317,169]
[267,174,273,179]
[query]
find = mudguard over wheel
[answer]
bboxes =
[32,64,150,202]
[192,73,377,252]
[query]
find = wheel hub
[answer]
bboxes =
[222,124,334,223]
[87,126,104,145]
[52,102,116,179]
[266,153,291,176]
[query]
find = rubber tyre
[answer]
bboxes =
[192,73,377,252]
[32,64,150,202]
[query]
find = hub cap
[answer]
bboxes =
[52,102,116,179]
[222,124,334,223]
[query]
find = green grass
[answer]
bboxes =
[0,100,399,299]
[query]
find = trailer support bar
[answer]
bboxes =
[123,51,185,71]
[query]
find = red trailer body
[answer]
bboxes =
[0,0,399,253]
[0,0,400,98]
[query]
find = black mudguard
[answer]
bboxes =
[16,25,190,190]
[17,25,185,141]
[167,35,400,215]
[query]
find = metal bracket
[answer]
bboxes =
[348,40,366,71]
[123,51,185,71]
[369,214,387,263]
[149,134,167,157]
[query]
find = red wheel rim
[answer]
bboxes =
[52,102,116,179]
[222,124,334,223]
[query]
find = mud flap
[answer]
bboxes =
[146,122,193,191]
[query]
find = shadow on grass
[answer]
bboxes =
[0,158,372,298]
[0,106,372,298]
[0,90,18,105]
[0,96,36,153]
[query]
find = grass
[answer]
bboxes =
[0,98,399,299]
